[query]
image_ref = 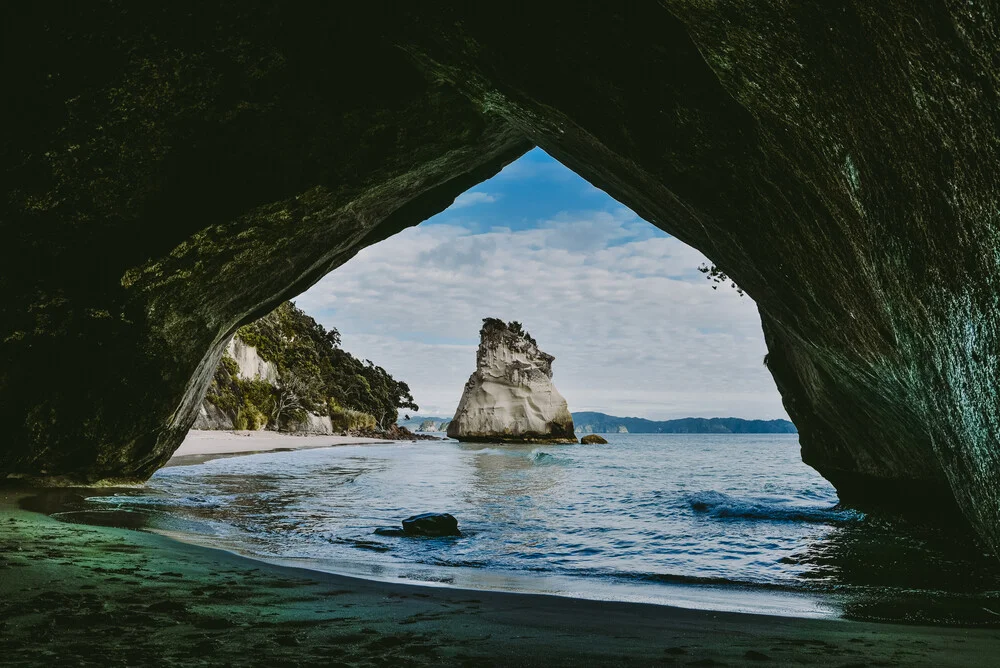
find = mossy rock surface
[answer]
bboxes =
[6,3,1000,559]
[581,434,608,445]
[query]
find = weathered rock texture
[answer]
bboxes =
[225,338,277,387]
[191,402,233,432]
[283,413,334,436]
[197,335,335,434]
[4,4,1000,556]
[448,320,575,443]
[0,4,528,483]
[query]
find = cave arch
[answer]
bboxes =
[4,4,999,556]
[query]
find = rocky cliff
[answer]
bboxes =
[226,337,278,387]
[193,335,335,434]
[448,319,575,443]
[6,4,1000,558]
[193,302,412,436]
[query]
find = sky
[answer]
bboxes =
[295,148,788,421]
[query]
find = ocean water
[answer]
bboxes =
[78,434,1000,622]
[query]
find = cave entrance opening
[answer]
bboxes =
[294,146,787,431]
[153,147,866,612]
[60,145,998,622]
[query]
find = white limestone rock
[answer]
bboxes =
[285,412,335,435]
[192,402,234,430]
[226,336,278,384]
[447,319,576,443]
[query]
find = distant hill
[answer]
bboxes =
[571,412,797,434]
[397,414,451,432]
[399,412,796,434]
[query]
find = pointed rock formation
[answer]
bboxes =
[448,319,576,443]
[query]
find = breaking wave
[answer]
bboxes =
[685,490,859,524]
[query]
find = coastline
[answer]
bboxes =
[166,429,392,466]
[4,489,1000,666]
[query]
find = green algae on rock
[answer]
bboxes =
[5,4,1000,561]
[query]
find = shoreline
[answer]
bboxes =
[4,489,1000,665]
[144,434,1000,628]
[166,429,395,466]
[155,526,844,621]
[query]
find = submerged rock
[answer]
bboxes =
[447,319,576,443]
[401,513,461,537]
[580,434,608,445]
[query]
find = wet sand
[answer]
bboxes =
[2,490,1000,666]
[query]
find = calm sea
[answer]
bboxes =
[80,434,1000,623]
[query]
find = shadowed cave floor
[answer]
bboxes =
[3,491,1000,667]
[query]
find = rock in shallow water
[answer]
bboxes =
[580,434,608,445]
[401,513,461,537]
[447,319,576,443]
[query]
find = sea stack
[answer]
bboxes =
[448,319,576,443]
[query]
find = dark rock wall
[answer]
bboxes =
[399,3,1000,542]
[0,4,528,481]
[4,3,1000,555]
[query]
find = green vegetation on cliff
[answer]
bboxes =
[204,356,275,430]
[204,302,417,431]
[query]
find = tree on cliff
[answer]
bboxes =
[207,302,418,431]
[270,372,309,427]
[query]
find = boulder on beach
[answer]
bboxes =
[581,434,608,444]
[401,512,461,537]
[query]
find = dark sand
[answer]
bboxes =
[2,490,1000,667]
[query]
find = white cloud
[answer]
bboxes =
[449,191,498,209]
[295,208,786,421]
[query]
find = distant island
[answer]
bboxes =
[571,412,797,434]
[397,415,452,432]
[400,412,797,435]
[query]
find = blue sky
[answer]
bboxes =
[427,148,623,232]
[296,148,787,420]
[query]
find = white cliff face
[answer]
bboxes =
[226,337,278,384]
[285,412,335,435]
[195,336,330,433]
[447,319,576,442]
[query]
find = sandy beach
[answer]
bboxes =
[167,430,393,465]
[2,486,1000,667]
